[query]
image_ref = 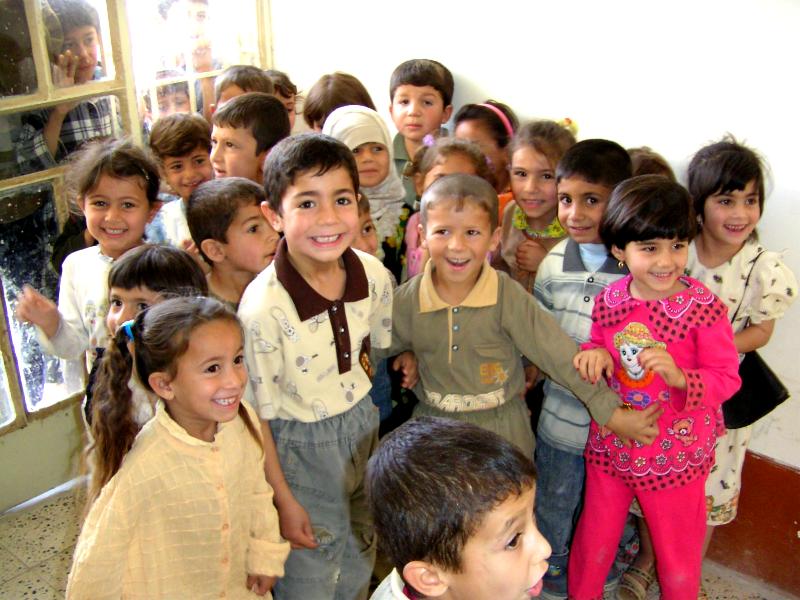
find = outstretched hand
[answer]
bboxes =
[16,285,60,339]
[574,348,614,384]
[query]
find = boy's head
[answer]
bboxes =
[352,193,378,256]
[149,113,212,201]
[210,92,290,181]
[187,177,278,273]
[367,417,550,600]
[628,146,676,182]
[264,69,298,130]
[214,64,275,109]
[556,139,632,244]
[51,0,101,84]
[262,134,360,269]
[389,59,454,144]
[302,72,377,131]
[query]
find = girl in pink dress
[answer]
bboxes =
[567,175,741,600]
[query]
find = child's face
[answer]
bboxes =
[161,145,213,201]
[351,210,379,256]
[264,166,359,275]
[556,177,612,244]
[221,204,279,273]
[216,84,245,109]
[419,153,478,194]
[62,25,99,84]
[275,92,297,130]
[390,85,451,144]
[80,175,158,259]
[700,179,761,249]
[455,119,507,184]
[210,124,266,181]
[510,147,557,225]
[443,486,551,600]
[151,319,246,442]
[421,199,500,295]
[611,238,689,301]
[157,90,192,118]
[106,285,162,337]
[352,142,390,188]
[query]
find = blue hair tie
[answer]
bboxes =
[121,320,136,341]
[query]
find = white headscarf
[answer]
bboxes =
[322,105,406,243]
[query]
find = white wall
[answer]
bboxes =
[270,0,800,468]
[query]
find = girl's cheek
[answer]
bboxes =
[377,163,390,182]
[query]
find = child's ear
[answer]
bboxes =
[200,238,226,264]
[402,561,449,597]
[255,150,269,181]
[418,221,428,250]
[147,201,162,223]
[489,225,502,253]
[148,371,175,401]
[441,104,453,124]
[610,244,625,263]
[261,201,283,232]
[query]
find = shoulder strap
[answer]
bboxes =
[729,249,765,325]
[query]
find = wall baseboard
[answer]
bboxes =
[707,451,800,595]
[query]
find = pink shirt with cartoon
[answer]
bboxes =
[583,275,741,491]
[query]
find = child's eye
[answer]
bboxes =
[194,157,208,166]
[466,229,481,236]
[642,245,656,252]
[298,200,314,209]
[717,197,730,205]
[511,169,527,178]
[234,354,245,365]
[542,172,554,180]
[247,224,259,233]
[506,532,522,550]
[169,164,182,172]
[336,196,352,206]
[226,141,236,148]
[206,363,220,373]
[122,201,137,209]
[362,224,375,235]
[110,298,122,308]
[434,228,449,236]
[424,100,434,107]
[558,195,572,205]
[90,199,107,208]
[745,197,759,206]
[136,302,149,311]
[673,242,686,251]
[585,196,599,205]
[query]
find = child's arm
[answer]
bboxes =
[734,319,774,353]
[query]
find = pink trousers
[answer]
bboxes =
[567,464,706,600]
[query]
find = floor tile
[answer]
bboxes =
[0,570,60,600]
[37,545,75,594]
[0,545,28,585]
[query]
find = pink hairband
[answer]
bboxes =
[479,103,514,138]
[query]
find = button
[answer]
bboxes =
[452,345,459,351]
[583,296,591,302]
[331,305,338,312]
[452,307,459,313]
[343,352,350,359]
[339,327,345,334]
[221,556,229,565]
[453,324,459,331]
[222,523,229,531]
[587,276,594,283]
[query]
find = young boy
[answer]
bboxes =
[265,69,299,130]
[532,139,634,598]
[386,174,661,459]
[146,113,213,248]
[238,133,399,600]
[187,177,278,308]
[210,92,290,182]
[213,64,275,110]
[367,416,552,600]
[389,59,454,206]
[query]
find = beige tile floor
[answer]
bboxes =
[0,487,797,600]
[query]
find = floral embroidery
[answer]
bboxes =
[511,206,566,239]
[625,389,652,408]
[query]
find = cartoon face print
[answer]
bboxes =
[667,417,698,447]
[270,306,299,342]
[618,342,645,380]
[613,322,666,383]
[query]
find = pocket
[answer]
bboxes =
[474,344,513,361]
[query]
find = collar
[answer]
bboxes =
[602,274,715,318]
[419,259,498,312]
[393,132,410,162]
[563,239,626,274]
[274,238,369,321]
[155,399,222,447]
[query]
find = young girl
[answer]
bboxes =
[17,138,161,374]
[495,120,576,292]
[303,72,376,131]
[567,175,741,600]
[68,297,290,598]
[403,137,492,278]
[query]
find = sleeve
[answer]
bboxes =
[501,279,620,425]
[532,254,555,312]
[377,280,414,359]
[369,263,394,350]
[14,109,57,174]
[580,304,606,351]
[747,253,798,324]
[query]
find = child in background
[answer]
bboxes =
[495,120,575,293]
[367,417,551,600]
[211,92,290,182]
[17,139,160,374]
[454,100,518,215]
[322,105,408,281]
[68,297,290,599]
[531,139,632,598]
[303,72,377,131]
[352,193,380,257]
[265,69,299,130]
[188,178,278,309]
[628,146,676,181]
[213,64,275,111]
[567,176,741,600]
[403,137,492,279]
[146,113,213,248]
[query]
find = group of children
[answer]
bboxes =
[13,43,798,600]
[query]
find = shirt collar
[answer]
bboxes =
[563,239,624,274]
[155,399,222,447]
[274,238,369,321]
[418,259,498,312]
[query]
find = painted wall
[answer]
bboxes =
[270,0,800,468]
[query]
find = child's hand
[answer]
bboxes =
[16,285,60,338]
[275,494,318,550]
[524,364,539,391]
[246,574,277,596]
[639,348,686,389]
[515,239,548,273]
[392,351,418,389]
[605,403,662,447]
[573,348,613,384]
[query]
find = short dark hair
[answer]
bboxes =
[600,174,696,251]
[510,120,576,168]
[390,59,454,107]
[263,133,359,214]
[628,146,676,182]
[264,69,297,98]
[357,192,370,216]
[187,177,266,264]
[302,72,376,129]
[149,113,211,160]
[557,139,632,187]
[109,244,208,297]
[367,417,536,574]
[454,100,519,150]
[420,173,498,231]
[212,92,290,155]
[50,0,100,39]
[214,65,274,102]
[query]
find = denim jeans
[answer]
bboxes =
[370,358,392,422]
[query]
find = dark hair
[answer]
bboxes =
[420,173,499,230]
[149,112,211,160]
[50,0,100,41]
[303,72,376,129]
[212,92,291,155]
[510,120,576,168]
[188,177,266,263]
[600,175,696,251]
[264,69,298,98]
[454,100,519,150]
[109,244,208,297]
[628,146,676,182]
[367,417,536,575]
[687,136,765,218]
[263,133,359,214]
[405,137,494,189]
[389,59,454,107]
[69,138,161,210]
[556,139,632,187]
[89,297,261,506]
[357,192,370,216]
[214,65,275,102]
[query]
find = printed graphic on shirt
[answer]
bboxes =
[612,322,666,396]
[479,362,509,385]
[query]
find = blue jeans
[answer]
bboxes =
[370,358,392,422]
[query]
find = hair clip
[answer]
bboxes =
[558,117,579,137]
[422,133,436,147]
[121,320,136,341]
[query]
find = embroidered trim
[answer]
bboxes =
[511,206,566,239]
